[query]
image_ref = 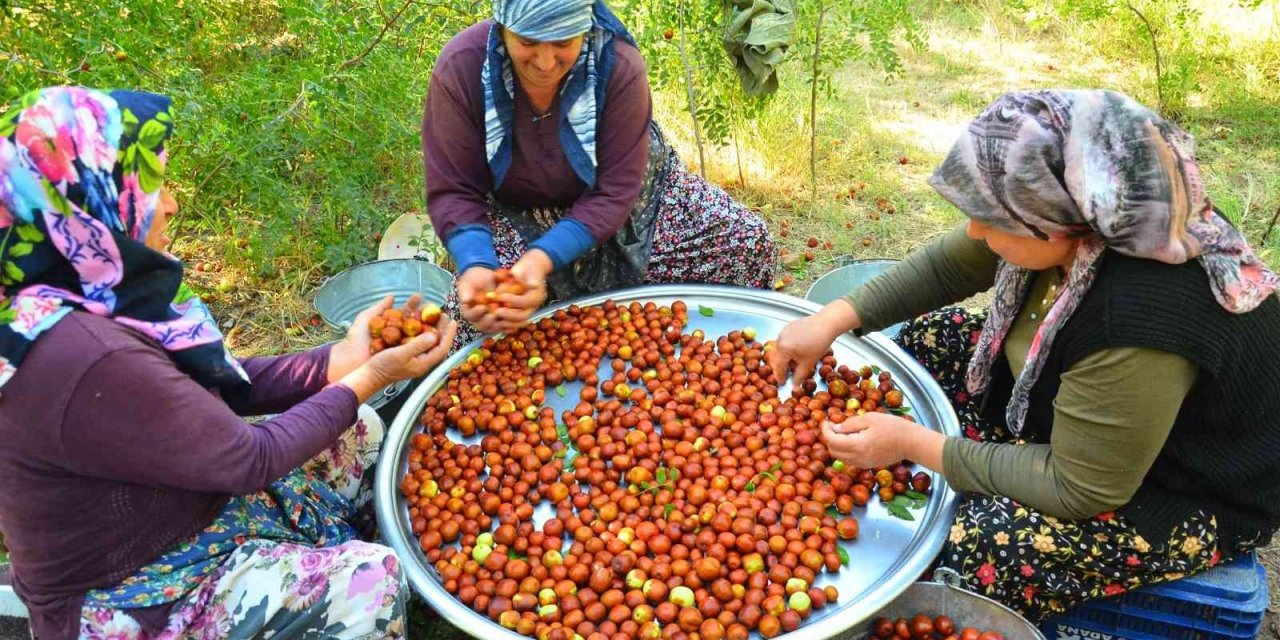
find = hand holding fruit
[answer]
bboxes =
[822,413,924,470]
[488,250,551,333]
[328,294,425,383]
[369,298,443,353]
[340,310,455,403]
[457,266,501,332]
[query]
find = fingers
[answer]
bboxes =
[403,293,423,314]
[500,286,545,312]
[824,417,869,435]
[791,355,817,388]
[460,300,489,324]
[418,320,457,371]
[353,294,394,326]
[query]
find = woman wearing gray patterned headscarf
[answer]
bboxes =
[770,90,1280,620]
[424,0,776,349]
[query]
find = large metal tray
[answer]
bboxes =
[376,284,961,640]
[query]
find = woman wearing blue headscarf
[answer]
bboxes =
[424,0,777,343]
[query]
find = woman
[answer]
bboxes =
[769,90,1280,620]
[0,87,455,639]
[423,0,776,344]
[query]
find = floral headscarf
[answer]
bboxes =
[483,0,637,190]
[0,87,248,391]
[929,90,1278,436]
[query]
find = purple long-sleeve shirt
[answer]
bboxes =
[422,21,653,246]
[0,312,359,640]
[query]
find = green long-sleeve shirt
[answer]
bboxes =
[844,224,1198,519]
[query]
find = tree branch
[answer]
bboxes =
[340,0,416,71]
[810,0,827,198]
[677,0,707,179]
[1126,2,1165,114]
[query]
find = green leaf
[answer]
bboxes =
[760,471,776,483]
[890,495,914,509]
[173,282,199,304]
[871,365,883,375]
[555,384,567,397]
[886,503,915,521]
[4,260,24,284]
[904,490,928,503]
[138,119,169,149]
[744,482,756,492]
[698,305,715,317]
[42,182,71,216]
[836,545,850,566]
[889,406,912,415]
[8,242,31,258]
[656,468,668,484]
[15,225,44,243]
[507,549,527,560]
[770,462,783,472]
[825,506,840,518]
[136,146,166,192]
[663,503,675,519]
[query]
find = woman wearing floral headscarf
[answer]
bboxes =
[0,87,455,639]
[424,0,776,344]
[770,90,1280,619]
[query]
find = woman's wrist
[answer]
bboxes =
[900,423,947,474]
[819,299,862,338]
[327,339,363,383]
[338,366,386,403]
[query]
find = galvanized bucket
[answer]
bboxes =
[313,258,453,330]
[807,258,904,337]
[313,258,454,409]
[842,578,1046,639]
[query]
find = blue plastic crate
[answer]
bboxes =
[1040,552,1268,640]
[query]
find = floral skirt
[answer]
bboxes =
[893,308,1225,622]
[79,406,407,639]
[445,162,776,348]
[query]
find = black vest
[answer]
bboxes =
[981,251,1280,550]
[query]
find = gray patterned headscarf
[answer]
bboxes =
[930,90,1278,436]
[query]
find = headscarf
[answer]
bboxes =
[483,0,637,190]
[929,90,1278,436]
[0,87,248,391]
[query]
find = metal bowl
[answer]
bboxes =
[313,258,453,331]
[844,580,1046,639]
[807,259,904,337]
[376,284,962,640]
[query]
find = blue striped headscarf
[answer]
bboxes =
[484,0,636,190]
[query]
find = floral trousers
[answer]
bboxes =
[894,308,1227,622]
[79,405,407,639]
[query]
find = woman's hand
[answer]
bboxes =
[339,315,457,402]
[327,294,423,383]
[822,413,945,472]
[766,299,861,386]
[490,250,552,333]
[457,266,504,333]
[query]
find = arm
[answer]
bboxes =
[61,346,359,496]
[527,47,653,271]
[221,345,333,416]
[844,223,998,333]
[423,52,499,273]
[942,347,1196,519]
[770,224,997,384]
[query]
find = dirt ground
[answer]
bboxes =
[1260,542,1279,638]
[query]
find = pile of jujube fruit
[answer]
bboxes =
[400,299,930,640]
